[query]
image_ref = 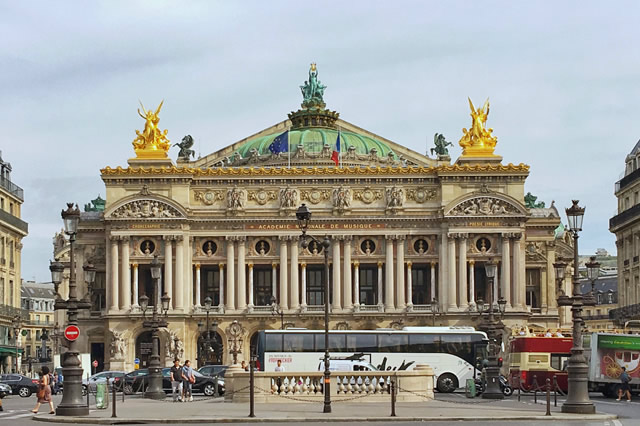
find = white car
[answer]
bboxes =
[82,371,125,395]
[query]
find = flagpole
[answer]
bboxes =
[338,125,342,168]
[288,125,291,169]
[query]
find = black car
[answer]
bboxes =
[0,374,39,397]
[121,368,220,396]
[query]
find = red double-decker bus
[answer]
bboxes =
[508,336,572,392]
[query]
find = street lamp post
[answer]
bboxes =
[296,203,332,414]
[584,256,600,306]
[11,315,22,373]
[555,200,596,414]
[49,203,91,416]
[198,297,221,366]
[430,298,439,326]
[139,255,170,400]
[40,328,50,363]
[270,296,284,330]
[82,262,96,305]
[478,259,507,400]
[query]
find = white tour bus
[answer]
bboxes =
[255,326,488,392]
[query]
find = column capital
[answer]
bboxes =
[289,235,299,242]
[218,263,225,269]
[300,262,306,268]
[469,259,475,265]
[132,262,138,268]
[430,261,437,267]
[195,263,201,270]
[278,235,290,241]
[385,235,396,241]
[248,263,254,269]
[343,235,353,242]
[396,235,406,241]
[353,260,359,267]
[162,235,173,241]
[377,260,384,267]
[225,236,235,242]
[236,235,247,243]
[406,261,412,268]
[272,262,278,269]
[120,235,130,242]
[109,235,120,242]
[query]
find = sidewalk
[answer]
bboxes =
[31,395,618,424]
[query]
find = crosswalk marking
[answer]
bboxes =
[0,410,33,420]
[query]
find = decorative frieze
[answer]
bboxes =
[353,187,383,204]
[194,190,224,205]
[111,199,181,219]
[406,187,437,203]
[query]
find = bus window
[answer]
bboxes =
[528,354,548,364]
[347,334,377,352]
[409,334,439,353]
[329,333,347,351]
[266,333,283,352]
[550,354,570,371]
[378,334,408,353]
[283,333,314,352]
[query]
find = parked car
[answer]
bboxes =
[0,382,12,398]
[82,371,126,395]
[0,374,39,397]
[198,365,227,395]
[120,368,220,396]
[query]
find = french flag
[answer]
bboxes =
[331,132,340,166]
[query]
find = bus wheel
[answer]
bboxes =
[437,373,458,393]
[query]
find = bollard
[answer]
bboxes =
[545,378,550,416]
[553,376,557,407]
[249,346,256,418]
[517,373,522,402]
[533,375,538,404]
[86,373,90,407]
[112,383,117,418]
[390,379,396,417]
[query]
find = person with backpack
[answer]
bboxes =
[617,366,632,402]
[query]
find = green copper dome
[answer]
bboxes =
[236,128,396,159]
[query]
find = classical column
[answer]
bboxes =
[343,236,352,311]
[121,236,131,311]
[447,233,457,310]
[353,261,360,307]
[300,262,307,309]
[279,237,288,309]
[430,261,437,302]
[458,234,468,308]
[384,236,395,310]
[247,264,254,310]
[468,260,475,306]
[163,236,173,308]
[377,261,384,310]
[513,234,524,308]
[438,233,447,309]
[406,261,413,307]
[546,242,557,309]
[332,236,342,311]
[108,236,119,312]
[225,237,235,310]
[237,237,247,311]
[132,263,139,308]
[501,234,512,307]
[271,263,277,300]
[396,236,406,310]
[290,237,299,311]
[218,263,225,310]
[194,264,201,306]
[175,236,185,311]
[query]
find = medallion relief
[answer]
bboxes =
[300,188,331,204]
[194,190,224,206]
[353,187,383,204]
[248,188,278,205]
[406,187,438,203]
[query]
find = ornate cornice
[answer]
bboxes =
[101,164,530,177]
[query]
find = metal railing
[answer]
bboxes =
[0,177,24,201]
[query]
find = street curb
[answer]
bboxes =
[32,414,619,424]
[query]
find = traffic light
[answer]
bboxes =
[498,357,503,367]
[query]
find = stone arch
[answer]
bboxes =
[444,191,528,218]
[104,192,187,220]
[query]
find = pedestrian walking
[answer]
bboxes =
[182,360,195,402]
[32,366,55,414]
[170,359,183,402]
[617,367,632,402]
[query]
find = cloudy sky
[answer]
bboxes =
[1,1,637,282]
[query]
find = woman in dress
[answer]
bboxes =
[32,366,55,414]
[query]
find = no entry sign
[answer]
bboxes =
[64,325,80,341]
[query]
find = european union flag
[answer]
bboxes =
[268,131,289,154]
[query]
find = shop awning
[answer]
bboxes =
[0,346,23,354]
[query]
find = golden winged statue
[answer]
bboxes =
[132,101,171,159]
[458,98,499,157]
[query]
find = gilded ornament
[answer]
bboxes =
[132,101,171,159]
[194,190,224,205]
[407,187,437,203]
[248,189,278,205]
[300,188,330,204]
[353,187,383,204]
[458,98,499,158]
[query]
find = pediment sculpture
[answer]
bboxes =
[111,199,182,219]
[449,196,521,216]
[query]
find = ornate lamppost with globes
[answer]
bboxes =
[476,259,507,400]
[82,262,96,305]
[138,255,170,400]
[555,200,596,414]
[49,203,92,416]
[270,296,285,330]
[198,297,221,366]
[11,315,22,373]
[585,256,601,305]
[296,203,332,413]
[430,298,439,326]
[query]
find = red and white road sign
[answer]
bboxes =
[64,325,80,341]
[92,360,98,368]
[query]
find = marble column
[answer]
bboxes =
[332,237,341,311]
[279,237,288,309]
[430,261,437,302]
[175,236,184,311]
[546,243,557,309]
[406,261,413,307]
[447,233,457,310]
[247,264,254,310]
[132,263,139,307]
[353,261,360,307]
[121,237,131,311]
[109,236,119,312]
[377,261,384,309]
[395,236,406,310]
[225,237,235,310]
[501,234,512,308]
[300,262,307,309]
[271,262,277,300]
[513,234,523,308]
[468,260,475,306]
[384,236,395,310]
[438,233,447,309]
[218,263,225,310]
[458,235,468,308]
[163,236,173,308]
[237,237,246,311]
[343,237,352,311]
[195,264,201,306]
[290,237,299,311]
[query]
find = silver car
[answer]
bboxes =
[82,371,125,395]
[0,382,11,398]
